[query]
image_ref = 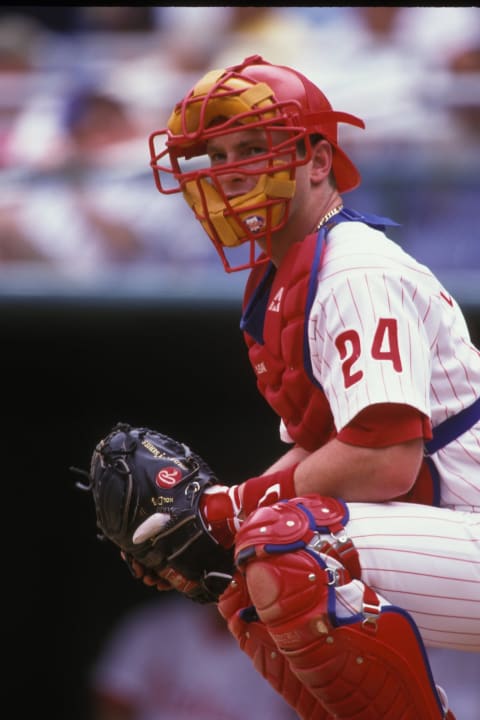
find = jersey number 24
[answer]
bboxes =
[335,318,402,389]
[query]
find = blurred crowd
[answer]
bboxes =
[89,594,299,720]
[0,6,479,297]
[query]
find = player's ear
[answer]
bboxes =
[310,139,333,185]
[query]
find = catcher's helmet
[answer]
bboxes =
[149,55,364,271]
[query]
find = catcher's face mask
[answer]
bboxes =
[149,54,364,272]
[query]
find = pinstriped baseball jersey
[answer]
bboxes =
[305,220,480,510]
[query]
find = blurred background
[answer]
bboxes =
[1,6,479,719]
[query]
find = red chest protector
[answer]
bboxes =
[241,227,332,452]
[240,209,403,453]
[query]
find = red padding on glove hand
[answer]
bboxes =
[200,485,242,549]
[200,466,298,548]
[241,464,298,517]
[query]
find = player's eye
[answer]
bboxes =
[246,144,268,157]
[208,150,226,165]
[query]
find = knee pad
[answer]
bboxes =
[234,496,454,720]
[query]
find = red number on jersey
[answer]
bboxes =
[335,329,363,388]
[371,318,402,372]
[335,318,402,388]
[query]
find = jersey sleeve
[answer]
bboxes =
[308,261,438,434]
[337,402,432,447]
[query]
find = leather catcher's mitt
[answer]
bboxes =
[78,422,235,603]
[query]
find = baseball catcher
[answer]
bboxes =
[78,422,455,720]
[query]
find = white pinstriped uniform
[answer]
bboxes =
[346,503,480,650]
[283,221,480,651]
[309,220,480,511]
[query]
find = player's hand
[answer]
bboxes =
[121,551,208,597]
[121,551,173,592]
[200,484,243,548]
[199,467,299,549]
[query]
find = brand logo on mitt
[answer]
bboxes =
[151,495,173,507]
[156,466,183,488]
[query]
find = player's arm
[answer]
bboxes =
[261,444,310,473]
[292,435,423,502]
[253,408,424,502]
[293,401,429,501]
[201,402,430,547]
[201,437,423,548]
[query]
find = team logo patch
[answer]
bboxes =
[244,215,265,233]
[156,466,183,488]
[268,287,284,312]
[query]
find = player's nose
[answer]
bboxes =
[217,171,256,199]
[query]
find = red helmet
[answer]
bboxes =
[149,55,364,272]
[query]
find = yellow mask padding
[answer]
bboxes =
[168,74,277,136]
[182,167,295,248]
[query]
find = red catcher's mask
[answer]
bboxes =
[149,55,365,272]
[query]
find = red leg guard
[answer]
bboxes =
[233,496,455,720]
[218,571,334,720]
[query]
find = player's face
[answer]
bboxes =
[205,127,292,198]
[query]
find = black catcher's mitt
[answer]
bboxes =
[77,422,235,603]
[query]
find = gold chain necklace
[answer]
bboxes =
[316,203,344,230]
